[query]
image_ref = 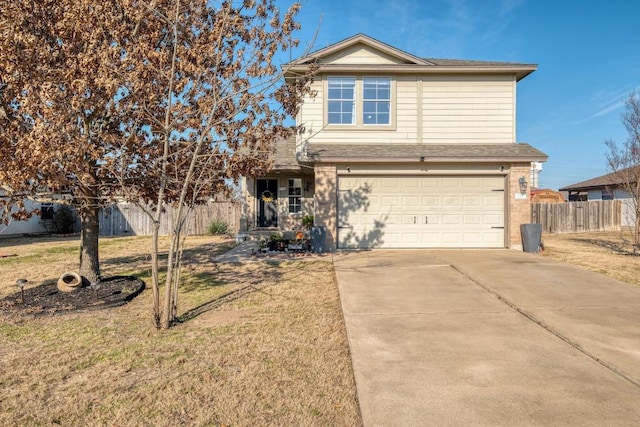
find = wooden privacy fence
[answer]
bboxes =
[99,202,241,237]
[531,200,621,233]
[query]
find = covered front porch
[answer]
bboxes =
[242,171,314,232]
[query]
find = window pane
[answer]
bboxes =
[288,179,302,213]
[363,102,376,113]
[328,88,341,99]
[362,77,390,125]
[328,77,355,124]
[363,87,376,99]
[328,112,341,123]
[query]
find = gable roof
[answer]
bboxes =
[559,166,640,191]
[306,143,548,163]
[291,33,431,66]
[286,33,537,81]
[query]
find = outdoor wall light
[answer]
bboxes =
[346,166,351,173]
[519,176,528,194]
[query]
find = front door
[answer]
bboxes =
[257,179,278,227]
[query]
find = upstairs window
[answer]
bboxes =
[288,178,302,213]
[363,77,391,125]
[327,77,355,125]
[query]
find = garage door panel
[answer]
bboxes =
[402,214,419,225]
[443,215,460,225]
[462,232,481,244]
[401,195,420,208]
[441,178,462,188]
[442,232,463,244]
[483,195,503,207]
[463,195,481,207]
[381,196,400,207]
[425,214,440,225]
[422,196,441,208]
[367,195,382,210]
[380,178,401,190]
[338,175,505,248]
[443,196,462,208]
[463,214,481,224]
[483,214,503,225]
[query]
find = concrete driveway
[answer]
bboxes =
[333,249,640,426]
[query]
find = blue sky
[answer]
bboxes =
[275,0,640,190]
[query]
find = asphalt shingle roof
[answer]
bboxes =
[306,143,548,163]
[271,137,301,171]
[559,166,640,191]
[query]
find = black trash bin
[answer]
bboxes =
[311,226,327,253]
[520,223,542,253]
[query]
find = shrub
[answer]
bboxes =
[269,232,283,241]
[302,214,314,229]
[40,205,77,234]
[207,219,229,235]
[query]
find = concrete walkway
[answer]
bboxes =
[333,249,640,426]
[213,241,259,262]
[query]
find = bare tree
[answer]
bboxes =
[103,0,315,328]
[605,91,640,247]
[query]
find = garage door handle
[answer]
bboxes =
[425,216,428,224]
[491,226,504,229]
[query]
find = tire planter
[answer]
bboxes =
[57,272,83,293]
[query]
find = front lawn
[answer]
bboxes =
[0,235,361,426]
[541,229,640,287]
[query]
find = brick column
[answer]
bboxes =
[509,163,532,249]
[314,164,337,250]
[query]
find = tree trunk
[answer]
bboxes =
[150,221,161,328]
[79,204,100,283]
[161,214,177,329]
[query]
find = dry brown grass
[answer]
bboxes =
[541,229,640,287]
[0,235,361,426]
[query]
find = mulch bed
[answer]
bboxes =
[0,276,145,319]
[250,249,330,260]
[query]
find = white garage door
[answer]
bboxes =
[337,176,505,248]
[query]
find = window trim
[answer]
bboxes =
[288,178,302,214]
[324,75,396,131]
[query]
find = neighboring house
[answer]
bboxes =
[560,167,638,227]
[242,33,548,250]
[0,198,58,236]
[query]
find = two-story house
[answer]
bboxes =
[241,33,547,250]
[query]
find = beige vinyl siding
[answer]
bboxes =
[321,44,406,65]
[298,77,325,138]
[299,75,419,144]
[298,71,516,145]
[422,75,515,143]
